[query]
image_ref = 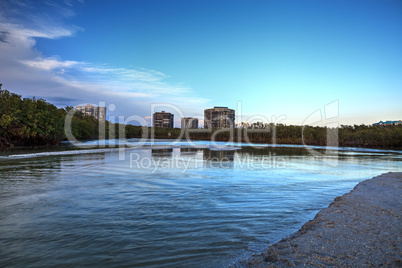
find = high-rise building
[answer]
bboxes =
[181,117,199,129]
[153,111,174,128]
[76,104,106,120]
[204,106,235,129]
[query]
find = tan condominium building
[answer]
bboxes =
[181,117,199,129]
[204,106,235,129]
[153,111,174,128]
[76,104,106,120]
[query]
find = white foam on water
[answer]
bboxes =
[0,145,243,160]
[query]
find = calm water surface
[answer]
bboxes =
[0,141,401,267]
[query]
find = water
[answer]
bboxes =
[0,141,401,267]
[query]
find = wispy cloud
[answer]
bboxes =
[18,56,193,98]
[0,0,208,123]
[22,57,79,70]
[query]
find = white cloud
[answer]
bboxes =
[22,58,79,70]
[0,1,209,124]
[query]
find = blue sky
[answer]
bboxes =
[0,0,401,127]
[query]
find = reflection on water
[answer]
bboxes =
[180,147,199,156]
[204,150,235,161]
[152,148,173,157]
[0,144,401,267]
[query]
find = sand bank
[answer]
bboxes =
[241,172,401,267]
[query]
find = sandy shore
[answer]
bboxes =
[240,172,401,267]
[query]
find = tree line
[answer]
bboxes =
[1,85,401,149]
[162,124,402,149]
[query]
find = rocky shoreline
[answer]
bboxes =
[240,172,402,267]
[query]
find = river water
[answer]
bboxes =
[0,140,401,267]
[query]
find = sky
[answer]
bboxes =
[0,0,401,127]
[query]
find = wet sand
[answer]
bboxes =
[240,172,402,267]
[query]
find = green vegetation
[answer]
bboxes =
[0,85,66,148]
[179,124,402,148]
[1,85,401,149]
[0,85,102,148]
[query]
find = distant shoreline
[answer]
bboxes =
[1,137,401,152]
[240,172,402,267]
[1,86,401,150]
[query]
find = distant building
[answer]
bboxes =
[153,111,174,128]
[181,117,198,129]
[204,106,235,129]
[373,120,402,126]
[76,104,106,120]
